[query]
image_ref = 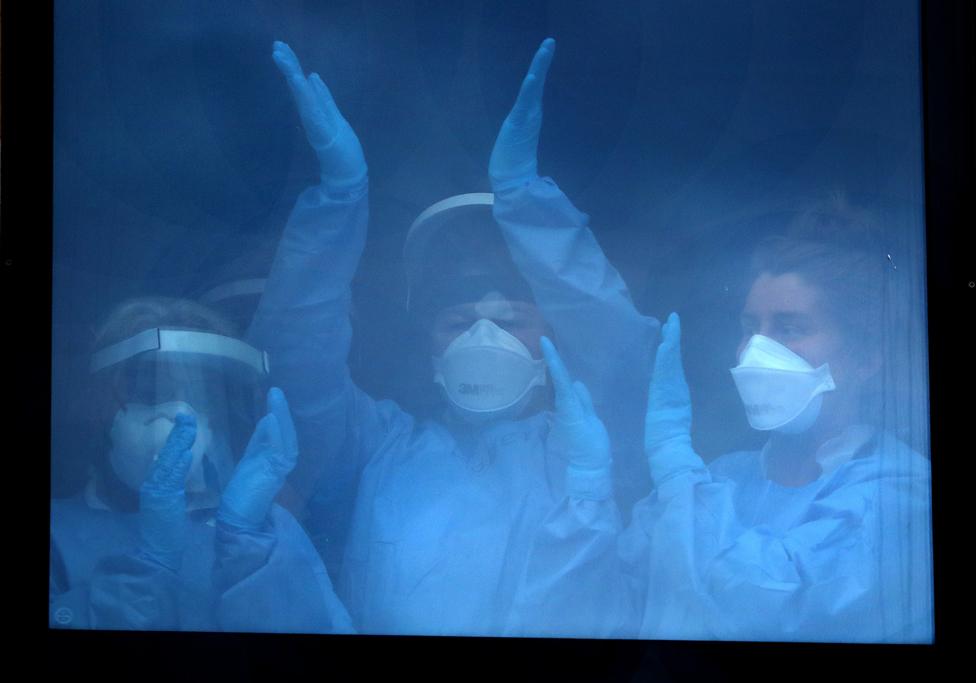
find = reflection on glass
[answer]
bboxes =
[515,206,932,642]
[50,298,352,632]
[51,1,932,641]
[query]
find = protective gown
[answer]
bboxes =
[513,425,934,642]
[247,176,658,636]
[49,494,354,633]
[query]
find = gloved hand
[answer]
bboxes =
[273,40,367,193]
[645,313,700,479]
[541,336,612,499]
[489,38,556,192]
[137,413,196,572]
[217,387,299,532]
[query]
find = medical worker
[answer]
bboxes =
[515,210,934,642]
[50,297,353,633]
[248,39,658,635]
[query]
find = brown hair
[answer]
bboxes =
[92,296,240,351]
[748,196,888,360]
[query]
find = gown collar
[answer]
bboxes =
[760,424,877,481]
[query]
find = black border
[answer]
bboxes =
[7,0,967,677]
[918,0,973,672]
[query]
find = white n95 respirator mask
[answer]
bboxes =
[108,401,214,492]
[730,335,836,434]
[432,318,547,417]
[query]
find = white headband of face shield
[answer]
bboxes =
[90,327,270,376]
[730,334,836,433]
[402,193,495,311]
[432,318,546,415]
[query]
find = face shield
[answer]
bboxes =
[404,194,548,422]
[403,192,497,312]
[90,328,270,501]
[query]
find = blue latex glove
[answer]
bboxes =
[273,40,367,193]
[644,313,701,480]
[541,336,612,499]
[218,387,299,532]
[137,413,196,572]
[489,38,556,192]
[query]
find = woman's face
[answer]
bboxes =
[104,356,245,494]
[738,271,868,398]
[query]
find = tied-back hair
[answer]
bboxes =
[746,194,915,433]
[748,194,888,363]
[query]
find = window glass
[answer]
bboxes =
[51,0,932,642]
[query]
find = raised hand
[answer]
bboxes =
[645,313,698,477]
[541,336,612,498]
[217,387,299,532]
[489,38,556,191]
[138,413,196,571]
[273,40,367,192]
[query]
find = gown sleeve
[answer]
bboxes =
[493,177,658,636]
[213,504,355,634]
[50,504,183,631]
[247,182,415,570]
[625,444,934,643]
[85,554,184,630]
[492,176,660,510]
[512,439,933,642]
[506,494,641,638]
